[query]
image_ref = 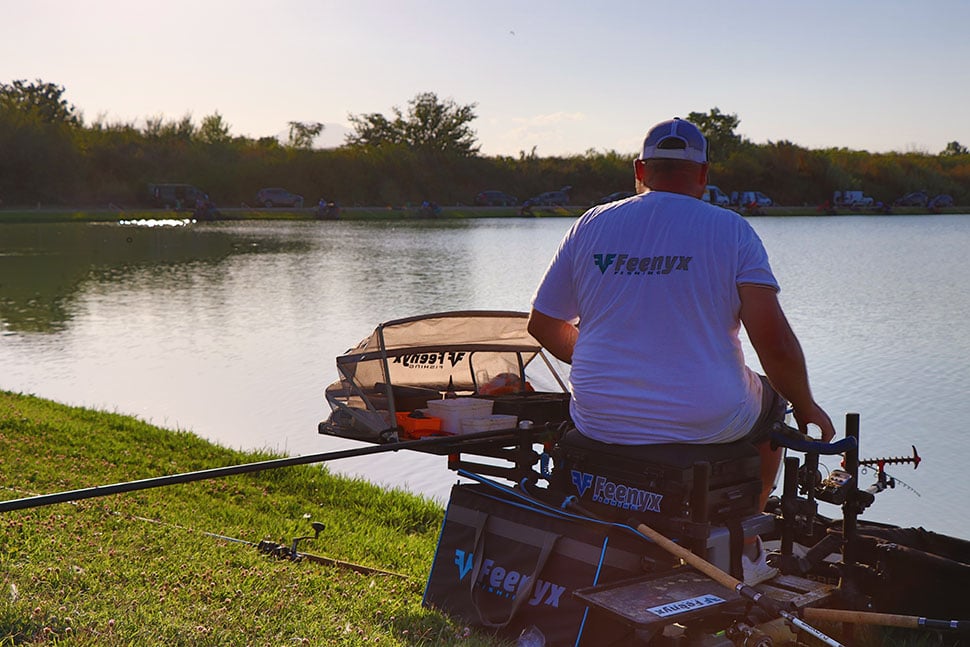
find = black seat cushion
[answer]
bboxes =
[559,427,758,470]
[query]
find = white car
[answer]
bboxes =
[703,185,731,206]
[738,191,773,207]
[256,187,304,208]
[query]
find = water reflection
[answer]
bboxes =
[118,218,195,227]
[2,216,969,538]
[0,222,309,334]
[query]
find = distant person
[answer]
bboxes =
[528,117,835,585]
[316,199,339,220]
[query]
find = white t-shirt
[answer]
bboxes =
[531,191,779,444]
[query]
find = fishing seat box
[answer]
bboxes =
[423,483,647,646]
[550,429,763,526]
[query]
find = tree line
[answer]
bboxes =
[2,79,968,209]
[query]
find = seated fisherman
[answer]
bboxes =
[527,117,835,585]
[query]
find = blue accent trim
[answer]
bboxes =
[572,535,612,646]
[457,469,658,546]
[770,431,857,455]
[539,451,552,478]
[574,606,590,647]
[422,495,456,605]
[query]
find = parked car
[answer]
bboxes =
[737,190,773,207]
[834,190,874,208]
[594,190,636,205]
[702,185,730,206]
[928,194,953,209]
[474,190,518,206]
[148,183,207,209]
[527,186,571,206]
[894,191,929,207]
[256,187,304,208]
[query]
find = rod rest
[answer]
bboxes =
[769,422,857,455]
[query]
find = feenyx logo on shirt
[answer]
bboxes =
[593,253,693,276]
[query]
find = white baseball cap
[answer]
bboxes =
[640,117,708,164]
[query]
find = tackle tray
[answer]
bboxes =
[481,392,571,427]
[573,568,744,632]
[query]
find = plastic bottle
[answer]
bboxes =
[516,625,545,647]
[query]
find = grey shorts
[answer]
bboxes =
[744,375,787,444]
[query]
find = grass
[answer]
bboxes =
[0,391,508,646]
[0,391,948,646]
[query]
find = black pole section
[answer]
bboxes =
[780,455,799,559]
[0,427,532,513]
[841,412,862,604]
[689,461,711,558]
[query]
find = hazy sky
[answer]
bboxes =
[4,0,968,157]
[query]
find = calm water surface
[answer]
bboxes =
[1,215,968,537]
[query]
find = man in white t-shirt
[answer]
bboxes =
[528,117,835,584]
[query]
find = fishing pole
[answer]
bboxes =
[802,608,967,634]
[134,512,412,579]
[4,482,411,579]
[0,426,543,514]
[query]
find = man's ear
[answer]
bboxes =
[698,163,710,185]
[634,158,646,184]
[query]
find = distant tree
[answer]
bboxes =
[0,79,79,125]
[286,121,323,149]
[346,111,401,148]
[346,92,479,156]
[144,114,196,141]
[198,112,232,144]
[256,136,282,148]
[687,107,744,162]
[941,140,968,156]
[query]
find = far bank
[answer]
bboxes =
[0,203,967,224]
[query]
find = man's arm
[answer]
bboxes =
[527,309,578,364]
[738,284,836,441]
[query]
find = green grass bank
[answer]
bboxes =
[0,391,507,646]
[0,393,942,646]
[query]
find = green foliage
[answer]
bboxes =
[0,80,84,204]
[0,79,79,126]
[287,120,324,149]
[1,79,968,209]
[198,112,232,145]
[687,107,746,162]
[347,92,480,157]
[941,140,968,156]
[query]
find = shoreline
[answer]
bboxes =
[0,204,967,224]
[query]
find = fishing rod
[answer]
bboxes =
[0,426,544,514]
[802,608,967,634]
[4,481,411,579]
[134,510,411,579]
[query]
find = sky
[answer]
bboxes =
[3,0,970,158]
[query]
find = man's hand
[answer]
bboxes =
[740,284,836,443]
[792,401,836,442]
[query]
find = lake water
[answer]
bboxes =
[1,215,968,538]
